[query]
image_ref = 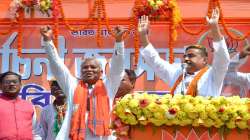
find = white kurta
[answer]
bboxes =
[42,40,124,140]
[141,38,230,97]
[37,104,57,140]
[222,53,250,97]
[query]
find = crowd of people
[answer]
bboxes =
[0,8,249,140]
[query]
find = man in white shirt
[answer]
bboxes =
[139,8,230,97]
[38,80,67,140]
[222,46,250,97]
[40,26,126,140]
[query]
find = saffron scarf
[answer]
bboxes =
[170,66,209,96]
[70,80,111,140]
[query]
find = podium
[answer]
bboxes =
[130,125,249,140]
[112,93,250,140]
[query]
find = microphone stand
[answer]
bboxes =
[181,63,187,95]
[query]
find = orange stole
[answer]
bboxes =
[70,80,111,140]
[170,66,209,96]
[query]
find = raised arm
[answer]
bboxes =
[226,46,250,90]
[228,46,250,72]
[235,72,250,89]
[40,26,77,97]
[208,8,230,96]
[108,26,125,100]
[139,15,181,83]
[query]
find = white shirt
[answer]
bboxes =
[37,104,56,140]
[140,38,230,97]
[42,40,124,140]
[222,53,250,97]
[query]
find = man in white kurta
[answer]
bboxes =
[222,47,250,97]
[41,26,125,140]
[139,9,230,97]
[224,72,250,97]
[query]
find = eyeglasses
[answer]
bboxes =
[2,80,20,85]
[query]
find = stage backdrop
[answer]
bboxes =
[0,0,250,111]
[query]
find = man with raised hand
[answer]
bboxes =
[41,26,125,140]
[139,8,230,97]
[222,46,250,97]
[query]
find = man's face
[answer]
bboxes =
[81,59,102,85]
[183,48,207,74]
[116,73,135,98]
[2,75,21,98]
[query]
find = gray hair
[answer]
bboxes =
[80,57,102,70]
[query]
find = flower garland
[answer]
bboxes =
[179,0,250,41]
[17,8,24,56]
[9,0,52,19]
[5,0,52,56]
[215,0,250,40]
[131,0,182,64]
[178,0,214,36]
[168,11,175,63]
[134,22,140,67]
[113,93,250,130]
[39,0,52,16]
[58,0,111,47]
[127,0,141,67]
[135,0,168,20]
[58,0,96,31]
[167,0,182,63]
[0,22,15,35]
[52,0,59,48]
[96,0,103,47]
[110,115,131,139]
[100,0,115,38]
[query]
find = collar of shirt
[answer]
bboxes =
[85,83,95,95]
[183,70,200,86]
[185,69,201,77]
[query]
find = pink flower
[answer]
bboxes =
[139,99,149,108]
[168,108,177,115]
[22,0,35,7]
[114,119,123,127]
[218,107,225,113]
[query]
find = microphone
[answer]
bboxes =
[181,63,187,74]
[181,63,187,95]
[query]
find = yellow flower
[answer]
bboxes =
[156,0,164,6]
[226,121,236,129]
[129,98,139,108]
[138,116,148,125]
[113,92,250,130]
[203,118,214,127]
[236,121,248,129]
[192,118,204,127]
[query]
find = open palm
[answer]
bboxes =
[206,7,220,26]
[138,15,149,35]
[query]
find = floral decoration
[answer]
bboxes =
[135,0,168,20]
[9,0,52,19]
[113,93,250,132]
